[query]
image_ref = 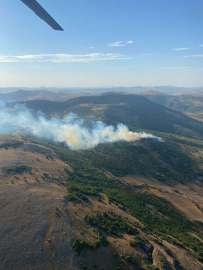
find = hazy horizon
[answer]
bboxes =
[1,85,203,96]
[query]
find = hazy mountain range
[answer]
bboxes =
[1,86,203,95]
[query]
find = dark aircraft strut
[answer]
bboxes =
[20,0,64,31]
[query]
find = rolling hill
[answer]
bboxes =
[17,93,203,137]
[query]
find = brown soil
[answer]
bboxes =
[0,135,78,270]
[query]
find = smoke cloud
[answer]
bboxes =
[0,102,163,150]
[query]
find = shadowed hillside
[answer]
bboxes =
[17,93,203,137]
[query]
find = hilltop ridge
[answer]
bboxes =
[14,93,203,137]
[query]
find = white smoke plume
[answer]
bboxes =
[0,102,163,150]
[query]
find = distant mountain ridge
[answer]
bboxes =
[138,90,167,96]
[0,89,84,102]
[1,86,203,95]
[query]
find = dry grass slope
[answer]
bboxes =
[0,135,78,270]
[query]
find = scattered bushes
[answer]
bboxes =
[0,141,23,150]
[75,192,88,202]
[114,252,137,269]
[46,154,53,160]
[84,212,137,237]
[129,236,142,247]
[67,191,88,202]
[72,240,89,252]
[5,165,31,174]
[122,255,136,264]
[66,193,77,201]
[72,228,108,253]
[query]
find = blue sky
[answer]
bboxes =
[0,0,203,87]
